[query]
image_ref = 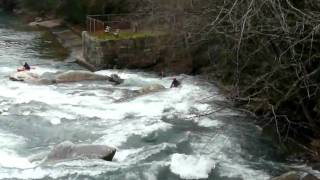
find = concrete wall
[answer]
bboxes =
[82,31,166,69]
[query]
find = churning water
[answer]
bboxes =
[0,12,287,180]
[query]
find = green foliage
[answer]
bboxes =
[58,0,88,24]
[18,0,58,12]
[18,0,136,24]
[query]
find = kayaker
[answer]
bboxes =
[23,62,31,70]
[170,78,181,88]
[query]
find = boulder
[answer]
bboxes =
[28,19,63,28]
[44,141,116,163]
[116,84,166,103]
[9,71,55,84]
[39,71,60,84]
[109,74,124,85]
[9,70,123,85]
[138,84,166,94]
[302,174,319,180]
[36,78,56,85]
[54,70,109,83]
[9,71,39,82]
[271,171,299,180]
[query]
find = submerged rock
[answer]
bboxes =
[115,84,166,103]
[138,84,166,94]
[54,70,109,83]
[44,141,116,163]
[36,78,56,85]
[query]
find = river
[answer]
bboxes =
[0,12,293,180]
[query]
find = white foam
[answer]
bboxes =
[22,111,31,116]
[142,162,167,180]
[197,117,224,128]
[170,154,215,179]
[0,166,105,180]
[114,149,141,162]
[31,67,58,75]
[194,103,211,112]
[0,131,34,169]
[95,118,172,147]
[190,133,272,180]
[115,143,176,164]
[0,150,35,169]
[0,131,26,148]
[36,110,76,123]
[50,118,61,125]
[52,159,117,168]
[218,162,270,180]
[0,67,13,73]
[0,101,8,106]
[1,112,9,116]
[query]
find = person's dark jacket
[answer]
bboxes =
[23,63,30,70]
[170,78,181,88]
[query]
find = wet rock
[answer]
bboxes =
[44,141,116,163]
[28,19,63,28]
[54,70,109,83]
[109,73,124,85]
[138,84,166,94]
[311,163,320,171]
[9,71,55,84]
[9,71,39,82]
[271,171,299,180]
[36,78,56,85]
[34,17,43,22]
[115,84,166,103]
[302,173,319,180]
[9,70,124,85]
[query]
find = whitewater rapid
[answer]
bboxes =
[0,12,286,180]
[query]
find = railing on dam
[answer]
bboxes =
[86,13,180,34]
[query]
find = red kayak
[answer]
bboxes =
[17,67,35,72]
